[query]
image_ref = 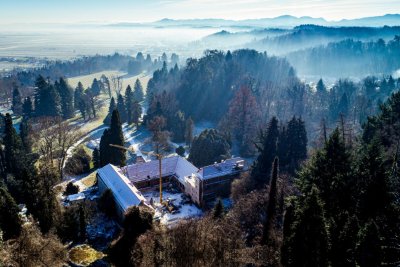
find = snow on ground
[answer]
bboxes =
[63,126,108,171]
[142,190,203,226]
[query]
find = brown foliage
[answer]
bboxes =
[136,216,245,267]
[0,224,67,267]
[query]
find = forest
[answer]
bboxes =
[0,9,400,267]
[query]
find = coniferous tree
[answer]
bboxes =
[110,206,153,266]
[74,82,84,110]
[185,117,194,147]
[133,79,144,102]
[92,148,100,169]
[281,199,296,266]
[22,96,33,118]
[47,84,62,117]
[125,85,134,124]
[34,76,61,117]
[284,186,329,267]
[298,128,353,218]
[0,187,22,240]
[100,110,126,167]
[262,157,279,244]
[90,78,101,96]
[188,129,231,167]
[103,97,116,125]
[19,117,32,153]
[3,113,23,174]
[117,94,127,123]
[213,199,224,219]
[99,129,110,167]
[251,117,279,187]
[34,75,48,117]
[131,101,142,127]
[56,78,74,119]
[175,145,185,157]
[356,220,382,267]
[109,110,126,166]
[12,87,23,116]
[330,213,359,266]
[285,117,307,173]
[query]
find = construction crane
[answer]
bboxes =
[109,144,164,204]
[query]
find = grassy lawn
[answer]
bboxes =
[67,70,150,94]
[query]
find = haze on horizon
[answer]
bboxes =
[1,0,399,25]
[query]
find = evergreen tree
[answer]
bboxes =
[175,145,185,157]
[125,85,134,124]
[213,199,224,219]
[90,78,101,96]
[285,117,307,173]
[251,117,279,187]
[298,128,353,218]
[56,78,74,119]
[74,82,84,110]
[34,75,48,117]
[330,213,359,266]
[34,76,61,117]
[262,157,279,244]
[188,129,231,167]
[110,206,153,266]
[133,79,144,102]
[356,220,382,267]
[3,113,23,174]
[131,101,142,127]
[100,110,126,167]
[103,97,116,125]
[0,187,22,240]
[185,117,194,147]
[281,199,296,266]
[12,87,23,116]
[117,94,127,123]
[47,84,62,117]
[19,117,32,153]
[109,110,126,166]
[355,140,394,222]
[284,186,329,267]
[22,96,33,118]
[99,129,110,167]
[92,148,100,169]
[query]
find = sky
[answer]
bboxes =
[0,0,399,24]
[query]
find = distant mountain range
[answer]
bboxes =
[109,14,400,28]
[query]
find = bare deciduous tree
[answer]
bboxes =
[33,117,81,180]
[110,75,123,97]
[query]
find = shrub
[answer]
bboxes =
[64,147,91,175]
[64,182,79,196]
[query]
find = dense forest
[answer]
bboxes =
[288,36,400,76]
[146,49,400,154]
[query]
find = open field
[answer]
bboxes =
[67,70,151,93]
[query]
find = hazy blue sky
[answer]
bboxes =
[1,0,399,24]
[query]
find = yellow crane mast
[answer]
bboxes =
[109,144,164,204]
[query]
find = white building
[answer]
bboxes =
[97,156,247,217]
